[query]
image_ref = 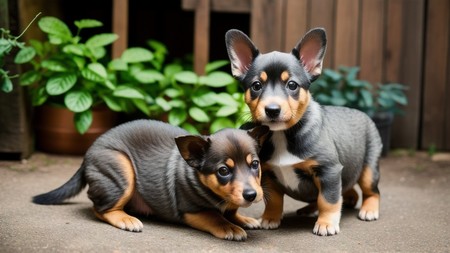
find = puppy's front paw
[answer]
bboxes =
[313,221,340,236]
[239,216,261,229]
[259,217,281,230]
[212,224,247,241]
[358,209,379,221]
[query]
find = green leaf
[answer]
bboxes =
[31,86,48,106]
[205,60,229,74]
[75,19,103,29]
[86,33,119,48]
[0,38,12,55]
[132,99,150,115]
[192,91,217,107]
[1,76,13,93]
[113,86,145,99]
[155,97,171,111]
[87,63,107,79]
[101,95,122,112]
[89,46,107,60]
[174,71,198,84]
[168,109,187,126]
[108,59,128,71]
[210,118,235,133]
[28,39,44,56]
[200,71,235,87]
[189,107,210,123]
[323,69,342,82]
[19,70,40,86]
[46,73,77,95]
[121,47,154,63]
[64,91,93,112]
[74,110,92,134]
[168,99,186,108]
[38,16,72,42]
[164,88,182,98]
[214,93,239,107]
[14,46,36,64]
[134,70,164,83]
[216,105,238,117]
[360,89,374,108]
[181,122,200,134]
[41,59,68,72]
[147,40,167,54]
[63,44,85,56]
[164,64,183,77]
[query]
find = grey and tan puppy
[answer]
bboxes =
[33,119,269,241]
[225,28,383,236]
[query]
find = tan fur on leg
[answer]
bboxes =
[94,153,143,232]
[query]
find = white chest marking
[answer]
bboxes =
[267,131,304,191]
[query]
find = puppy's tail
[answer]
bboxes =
[32,164,87,205]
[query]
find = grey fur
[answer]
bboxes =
[33,119,266,224]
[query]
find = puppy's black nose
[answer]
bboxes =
[243,190,257,202]
[265,104,281,118]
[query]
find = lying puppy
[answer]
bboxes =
[33,119,269,241]
[225,28,382,236]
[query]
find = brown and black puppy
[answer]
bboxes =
[33,119,269,241]
[225,28,382,236]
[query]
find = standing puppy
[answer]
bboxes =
[225,28,382,236]
[33,119,269,241]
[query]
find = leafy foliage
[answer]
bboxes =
[0,13,40,93]
[311,66,408,116]
[9,16,246,135]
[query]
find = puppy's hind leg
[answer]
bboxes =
[357,165,380,221]
[89,151,143,232]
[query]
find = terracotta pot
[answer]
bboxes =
[35,105,118,155]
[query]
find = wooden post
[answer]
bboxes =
[112,0,129,59]
[0,0,33,159]
[193,0,210,75]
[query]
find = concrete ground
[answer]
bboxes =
[1,151,449,252]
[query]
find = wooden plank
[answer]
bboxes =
[334,0,360,67]
[283,0,308,52]
[193,0,210,75]
[446,36,450,150]
[390,0,425,150]
[384,0,403,83]
[112,0,128,59]
[359,0,384,84]
[0,0,33,158]
[310,0,335,68]
[250,0,284,52]
[422,0,449,150]
[182,0,251,13]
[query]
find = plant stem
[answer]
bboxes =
[15,12,41,40]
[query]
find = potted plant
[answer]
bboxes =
[4,15,249,154]
[150,59,248,134]
[310,66,408,155]
[13,16,161,154]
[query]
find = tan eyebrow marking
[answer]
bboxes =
[281,71,290,82]
[260,71,268,82]
[246,154,252,165]
[225,158,235,168]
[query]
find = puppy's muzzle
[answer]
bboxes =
[265,104,281,119]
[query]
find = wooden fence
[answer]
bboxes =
[183,0,450,151]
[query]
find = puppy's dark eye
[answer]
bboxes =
[217,167,231,177]
[287,81,298,91]
[251,81,262,91]
[250,160,259,170]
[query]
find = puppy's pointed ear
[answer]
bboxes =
[247,125,270,147]
[175,136,210,169]
[225,29,259,79]
[292,28,327,81]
